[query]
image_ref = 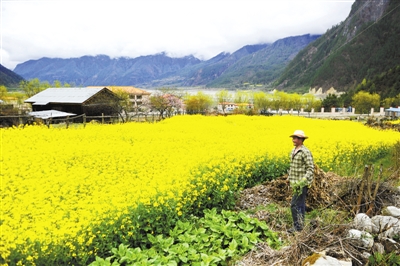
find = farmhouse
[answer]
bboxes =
[217,102,253,113]
[24,87,120,116]
[87,86,151,110]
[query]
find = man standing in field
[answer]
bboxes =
[287,130,314,233]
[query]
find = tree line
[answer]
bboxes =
[0,78,398,120]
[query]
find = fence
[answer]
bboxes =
[0,113,166,128]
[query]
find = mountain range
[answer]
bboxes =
[11,34,320,89]
[2,0,400,95]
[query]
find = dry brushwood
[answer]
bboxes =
[235,164,340,211]
[238,224,367,266]
[234,163,400,266]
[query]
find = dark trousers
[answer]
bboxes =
[290,186,308,231]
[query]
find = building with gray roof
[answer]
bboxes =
[25,87,120,116]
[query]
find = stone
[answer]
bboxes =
[302,253,351,266]
[361,252,371,260]
[378,226,400,239]
[373,243,385,254]
[371,215,399,234]
[353,213,375,233]
[381,206,400,218]
[348,229,374,249]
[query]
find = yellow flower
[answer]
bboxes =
[2,115,398,262]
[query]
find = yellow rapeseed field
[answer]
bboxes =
[1,115,399,264]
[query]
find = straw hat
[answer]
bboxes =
[289,130,308,139]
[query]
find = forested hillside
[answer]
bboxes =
[354,65,400,98]
[274,0,400,94]
[0,64,24,87]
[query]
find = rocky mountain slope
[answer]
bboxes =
[274,0,400,93]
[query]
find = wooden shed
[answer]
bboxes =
[25,87,120,116]
[88,86,151,109]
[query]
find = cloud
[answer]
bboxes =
[1,0,355,70]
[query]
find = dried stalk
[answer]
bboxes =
[353,165,369,214]
[366,164,383,216]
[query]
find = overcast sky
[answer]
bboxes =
[1,0,355,70]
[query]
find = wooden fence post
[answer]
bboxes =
[83,114,86,128]
[66,116,69,129]
[102,113,104,124]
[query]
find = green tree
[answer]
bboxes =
[215,89,232,114]
[382,97,396,108]
[184,92,213,114]
[112,89,132,122]
[270,91,282,113]
[302,94,321,113]
[291,93,302,114]
[149,92,169,119]
[352,91,380,114]
[20,78,50,97]
[53,80,71,88]
[0,85,8,100]
[279,91,291,113]
[253,91,271,114]
[321,94,340,111]
[381,93,400,109]
[234,90,250,112]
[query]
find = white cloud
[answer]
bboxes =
[1,0,355,70]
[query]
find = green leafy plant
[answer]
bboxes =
[291,177,308,196]
[368,252,400,266]
[89,209,281,266]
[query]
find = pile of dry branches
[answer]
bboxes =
[234,163,400,265]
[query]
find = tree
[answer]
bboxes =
[383,93,400,108]
[149,92,169,119]
[215,89,232,114]
[302,94,321,113]
[233,90,251,112]
[53,80,71,88]
[20,78,50,97]
[148,89,184,119]
[253,91,271,114]
[0,85,7,100]
[382,97,396,108]
[270,91,292,114]
[321,94,340,111]
[338,92,354,108]
[112,89,132,122]
[164,93,184,117]
[291,93,302,114]
[184,92,213,114]
[352,91,380,114]
[270,91,282,113]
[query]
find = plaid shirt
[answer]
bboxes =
[288,145,314,187]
